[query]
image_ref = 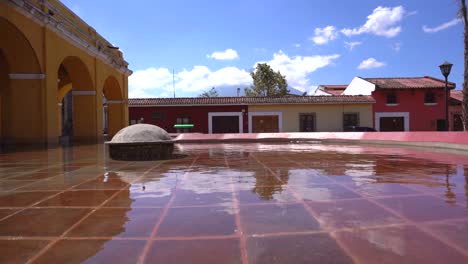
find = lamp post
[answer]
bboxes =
[439,61,453,131]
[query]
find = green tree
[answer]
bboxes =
[460,0,468,130]
[244,63,289,97]
[199,87,219,97]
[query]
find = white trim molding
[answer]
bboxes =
[9,73,45,80]
[72,90,96,96]
[208,112,243,134]
[248,111,283,133]
[375,112,410,132]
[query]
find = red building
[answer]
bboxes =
[129,98,248,133]
[344,76,456,131]
[450,90,463,131]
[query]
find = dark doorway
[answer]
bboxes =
[453,114,463,131]
[212,116,240,133]
[380,117,404,131]
[299,114,315,132]
[437,119,446,131]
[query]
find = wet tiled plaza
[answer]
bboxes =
[0,143,467,263]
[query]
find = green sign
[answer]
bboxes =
[174,124,194,129]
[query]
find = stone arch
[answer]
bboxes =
[0,17,43,145]
[102,75,124,137]
[57,56,97,142]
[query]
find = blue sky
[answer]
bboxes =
[62,0,464,97]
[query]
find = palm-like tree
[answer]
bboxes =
[461,0,468,130]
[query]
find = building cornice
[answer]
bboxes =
[7,0,133,76]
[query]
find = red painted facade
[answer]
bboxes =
[129,105,249,133]
[372,88,446,131]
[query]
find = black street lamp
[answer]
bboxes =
[439,61,453,131]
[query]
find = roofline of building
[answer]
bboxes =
[128,95,376,107]
[361,75,456,89]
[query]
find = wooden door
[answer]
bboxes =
[299,114,315,132]
[380,117,404,131]
[212,116,239,133]
[252,115,279,133]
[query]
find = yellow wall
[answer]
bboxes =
[0,0,130,144]
[249,104,373,132]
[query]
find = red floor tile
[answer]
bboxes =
[335,225,468,264]
[73,176,129,190]
[374,195,468,222]
[427,220,468,249]
[145,239,241,264]
[0,240,50,263]
[287,169,336,185]
[0,180,37,191]
[0,191,57,207]
[290,184,361,201]
[172,190,233,207]
[67,208,162,238]
[17,176,96,191]
[9,172,59,180]
[240,204,321,234]
[0,209,17,219]
[344,182,419,197]
[246,234,353,264]
[308,199,404,230]
[103,189,171,208]
[37,190,118,207]
[35,239,146,264]
[0,208,90,236]
[237,188,297,204]
[156,207,237,237]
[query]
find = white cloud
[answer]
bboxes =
[129,51,340,97]
[206,48,239,60]
[344,41,362,50]
[423,18,461,33]
[129,66,250,98]
[311,26,338,45]
[341,6,405,38]
[294,43,301,48]
[263,50,340,93]
[358,58,386,70]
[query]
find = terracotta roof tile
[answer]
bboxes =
[318,85,347,95]
[451,90,463,102]
[364,76,456,89]
[129,95,375,107]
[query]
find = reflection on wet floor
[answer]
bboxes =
[0,143,467,263]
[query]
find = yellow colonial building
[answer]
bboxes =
[1,0,131,146]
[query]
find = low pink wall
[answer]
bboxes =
[174,132,468,147]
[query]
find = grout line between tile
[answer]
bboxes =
[137,155,200,264]
[225,155,249,264]
[256,154,360,264]
[24,161,156,263]
[286,156,468,258]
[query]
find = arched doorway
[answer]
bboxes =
[102,75,124,138]
[0,18,43,145]
[57,56,96,143]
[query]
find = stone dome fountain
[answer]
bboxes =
[106,124,174,161]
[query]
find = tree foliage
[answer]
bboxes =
[199,87,219,97]
[244,63,289,97]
